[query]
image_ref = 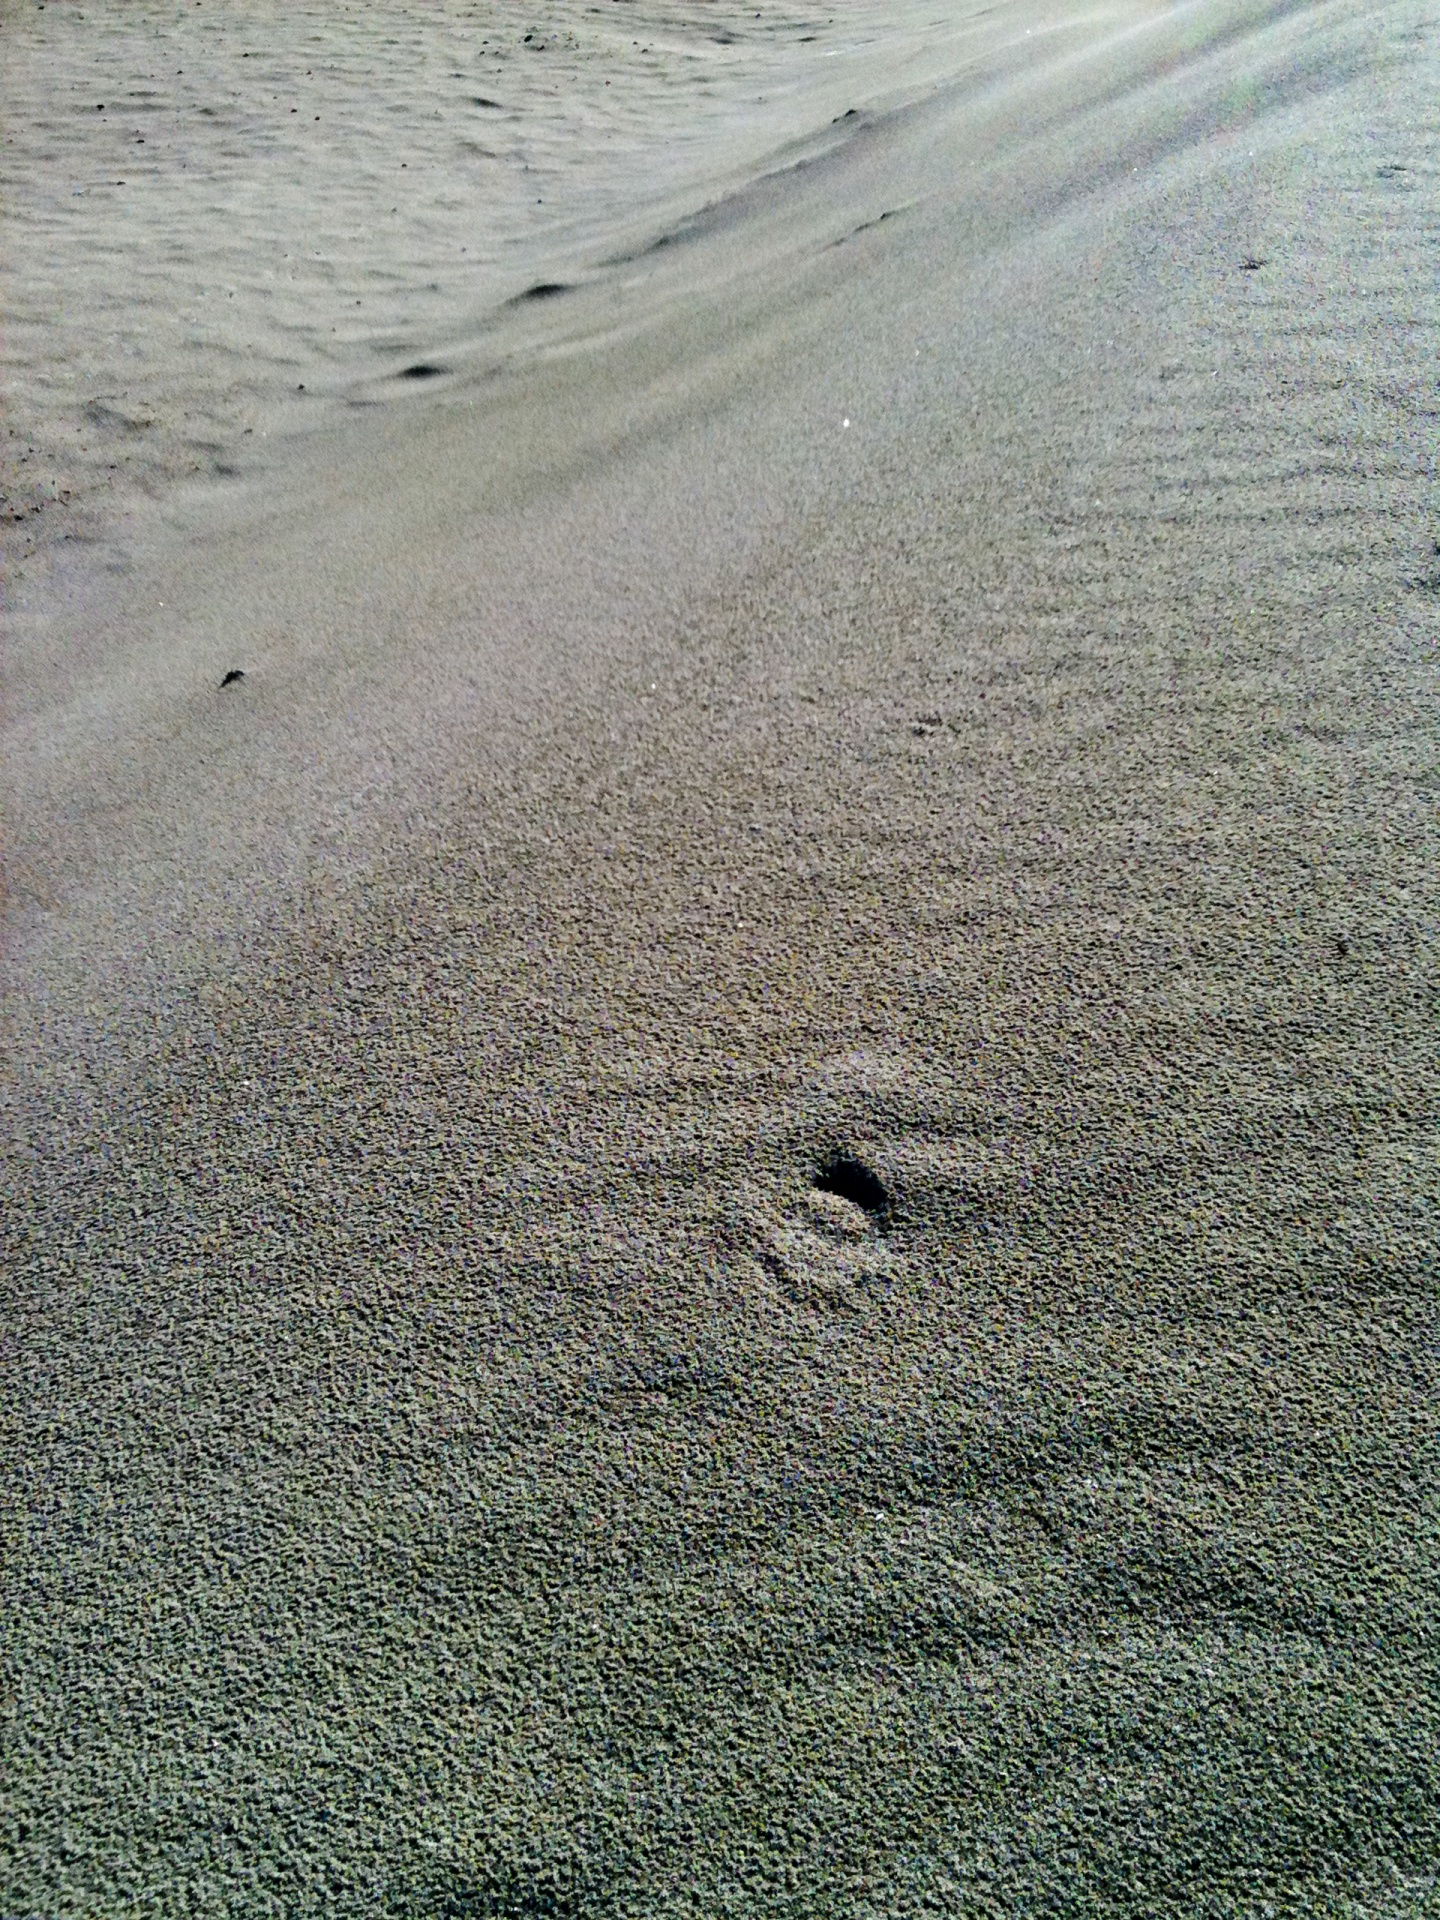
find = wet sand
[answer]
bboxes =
[4,0,1439,1914]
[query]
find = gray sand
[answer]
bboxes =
[1,0,979,526]
[3,0,1438,1914]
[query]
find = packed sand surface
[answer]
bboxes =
[4,0,1439,1914]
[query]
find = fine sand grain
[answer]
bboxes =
[3,0,1438,1914]
[1,0,991,529]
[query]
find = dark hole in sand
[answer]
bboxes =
[400,363,446,380]
[220,668,245,687]
[519,281,569,302]
[813,1153,891,1219]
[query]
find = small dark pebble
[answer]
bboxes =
[1240,255,1266,271]
[220,668,245,687]
[400,363,446,380]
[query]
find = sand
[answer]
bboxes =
[2,0,986,529]
[3,0,1438,1913]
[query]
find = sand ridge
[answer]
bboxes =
[1,0,1022,535]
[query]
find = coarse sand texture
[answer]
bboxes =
[3,0,1438,1915]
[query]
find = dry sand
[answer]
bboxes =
[3,0,1439,1914]
[2,0,982,527]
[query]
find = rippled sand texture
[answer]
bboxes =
[4,0,1439,1915]
[3,0,977,525]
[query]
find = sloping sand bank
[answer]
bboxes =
[1,0,999,527]
[4,1,1438,1914]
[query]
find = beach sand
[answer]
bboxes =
[4,0,1438,1913]
[2,0,984,528]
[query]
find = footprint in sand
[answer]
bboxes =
[757,1153,898,1309]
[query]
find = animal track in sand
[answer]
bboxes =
[812,1150,892,1223]
[753,1154,897,1310]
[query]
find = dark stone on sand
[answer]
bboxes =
[220,668,245,687]
[400,363,446,380]
[813,1152,891,1220]
[518,282,569,302]
[1240,255,1266,271]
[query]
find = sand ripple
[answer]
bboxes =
[2,0,978,523]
